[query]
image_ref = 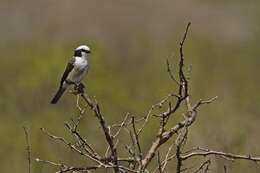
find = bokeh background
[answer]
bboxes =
[0,0,259,172]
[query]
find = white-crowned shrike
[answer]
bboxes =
[51,45,91,104]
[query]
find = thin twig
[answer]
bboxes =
[113,113,130,138]
[182,147,260,162]
[192,96,218,110]
[157,152,163,173]
[162,142,174,171]
[41,128,107,166]
[65,122,100,159]
[131,116,142,162]
[175,128,188,173]
[192,160,211,173]
[166,58,180,85]
[224,165,228,173]
[23,126,31,173]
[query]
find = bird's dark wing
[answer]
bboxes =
[60,57,75,86]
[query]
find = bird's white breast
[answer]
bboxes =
[74,57,88,70]
[67,57,88,84]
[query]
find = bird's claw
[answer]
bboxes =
[73,83,85,95]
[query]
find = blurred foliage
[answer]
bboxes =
[0,0,260,173]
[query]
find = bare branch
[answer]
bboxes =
[35,157,65,167]
[152,143,175,173]
[140,23,194,171]
[131,116,142,162]
[175,127,188,173]
[176,144,182,173]
[80,93,120,173]
[192,160,211,173]
[162,143,174,172]
[178,22,191,98]
[65,122,100,159]
[138,93,179,135]
[192,96,218,110]
[182,147,260,163]
[224,165,228,173]
[40,128,106,166]
[23,126,31,173]
[157,152,163,173]
[113,113,130,138]
[166,58,180,85]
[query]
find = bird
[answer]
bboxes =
[51,45,91,104]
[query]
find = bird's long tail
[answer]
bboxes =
[51,87,66,104]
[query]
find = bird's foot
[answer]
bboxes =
[74,83,85,95]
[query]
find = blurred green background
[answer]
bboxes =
[0,0,259,172]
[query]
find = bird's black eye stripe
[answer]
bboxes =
[81,49,91,53]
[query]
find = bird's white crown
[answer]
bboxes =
[75,45,90,52]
